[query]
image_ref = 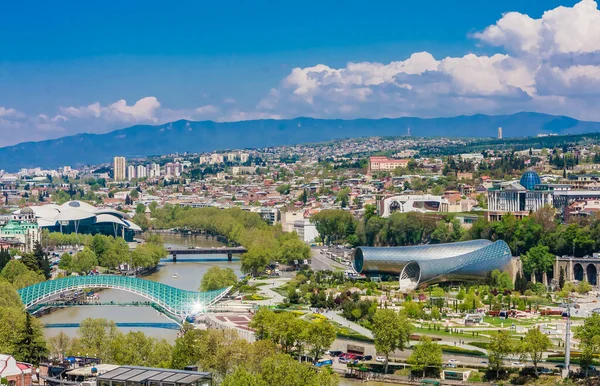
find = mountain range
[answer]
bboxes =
[3,112,600,171]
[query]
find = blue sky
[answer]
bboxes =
[1,0,598,146]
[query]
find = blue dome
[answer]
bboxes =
[520,170,541,190]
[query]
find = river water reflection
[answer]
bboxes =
[40,233,241,342]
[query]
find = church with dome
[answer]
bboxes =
[487,170,557,221]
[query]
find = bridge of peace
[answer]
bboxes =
[17,275,233,322]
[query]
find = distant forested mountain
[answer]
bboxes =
[2,112,600,170]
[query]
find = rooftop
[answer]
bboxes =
[98,366,212,384]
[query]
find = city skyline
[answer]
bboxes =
[2,0,600,147]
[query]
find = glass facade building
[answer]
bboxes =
[354,240,512,290]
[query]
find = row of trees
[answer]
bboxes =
[56,234,166,273]
[311,209,463,248]
[150,206,311,275]
[249,308,336,362]
[55,318,337,386]
[488,328,552,377]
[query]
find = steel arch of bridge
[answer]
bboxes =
[18,275,232,319]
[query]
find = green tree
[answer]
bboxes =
[1,260,29,283]
[73,318,120,360]
[275,184,291,195]
[171,323,204,369]
[407,337,443,378]
[200,266,238,291]
[559,267,565,290]
[520,327,552,377]
[310,209,355,245]
[306,321,336,361]
[522,245,555,277]
[222,367,266,386]
[278,237,310,265]
[575,313,600,376]
[48,331,72,361]
[578,279,592,294]
[372,309,412,373]
[488,330,515,377]
[12,312,48,365]
[58,253,73,271]
[73,247,98,273]
[135,203,146,214]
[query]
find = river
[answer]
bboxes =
[40,233,242,341]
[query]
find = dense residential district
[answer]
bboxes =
[7,133,600,386]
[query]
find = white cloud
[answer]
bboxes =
[0,107,25,119]
[194,104,220,115]
[61,97,161,123]
[258,0,600,120]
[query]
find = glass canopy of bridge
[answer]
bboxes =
[98,366,212,386]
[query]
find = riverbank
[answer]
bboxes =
[39,233,242,341]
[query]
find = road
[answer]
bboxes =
[310,247,351,271]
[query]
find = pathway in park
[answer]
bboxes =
[321,310,374,339]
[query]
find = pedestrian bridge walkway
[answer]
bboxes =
[18,275,232,320]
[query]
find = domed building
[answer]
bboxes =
[520,170,542,190]
[487,170,553,221]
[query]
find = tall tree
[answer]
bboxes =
[407,337,443,378]
[12,312,48,365]
[372,309,412,373]
[520,327,552,377]
[558,267,566,290]
[575,314,600,376]
[488,330,515,378]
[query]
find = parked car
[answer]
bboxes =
[480,360,489,365]
[327,350,343,357]
[448,359,460,364]
[512,362,524,367]
[363,355,373,361]
[375,356,387,363]
[315,359,333,367]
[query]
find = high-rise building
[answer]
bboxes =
[136,165,147,179]
[165,162,182,176]
[114,156,126,181]
[147,163,161,178]
[127,165,136,181]
[239,153,249,163]
[498,127,503,139]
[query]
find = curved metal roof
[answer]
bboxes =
[59,200,98,213]
[95,213,126,226]
[54,208,96,221]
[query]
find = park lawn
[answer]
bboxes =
[412,326,490,342]
[242,294,271,301]
[483,316,544,327]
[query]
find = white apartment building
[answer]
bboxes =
[136,165,147,179]
[127,165,136,181]
[294,219,319,243]
[114,156,126,181]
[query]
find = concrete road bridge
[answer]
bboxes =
[166,247,247,261]
[18,275,232,321]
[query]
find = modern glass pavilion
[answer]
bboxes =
[354,240,512,290]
